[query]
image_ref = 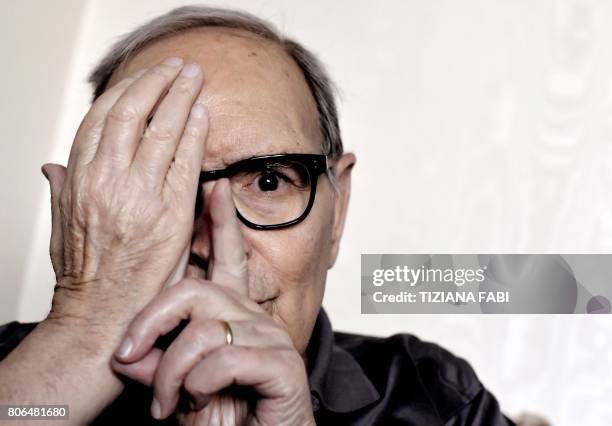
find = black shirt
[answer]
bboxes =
[0,310,514,425]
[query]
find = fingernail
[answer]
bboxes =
[163,57,183,67]
[190,102,206,119]
[116,337,133,358]
[181,63,201,78]
[151,398,161,419]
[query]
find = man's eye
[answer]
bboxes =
[234,164,307,195]
[255,172,281,192]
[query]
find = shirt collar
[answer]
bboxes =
[306,308,380,413]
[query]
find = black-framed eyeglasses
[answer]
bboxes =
[196,153,329,230]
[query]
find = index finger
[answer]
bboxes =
[206,178,248,295]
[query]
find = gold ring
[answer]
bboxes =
[219,320,233,345]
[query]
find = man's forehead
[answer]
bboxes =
[110,27,322,169]
[118,27,288,78]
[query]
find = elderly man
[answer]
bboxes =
[0,6,514,425]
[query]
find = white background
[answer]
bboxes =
[1,1,611,424]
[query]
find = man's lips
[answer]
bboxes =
[257,298,277,314]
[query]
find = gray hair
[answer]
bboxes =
[87,5,343,161]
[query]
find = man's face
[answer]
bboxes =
[107,27,353,355]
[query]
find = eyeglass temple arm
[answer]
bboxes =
[199,168,230,184]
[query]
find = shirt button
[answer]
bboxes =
[311,394,320,411]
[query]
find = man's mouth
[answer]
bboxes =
[257,298,277,314]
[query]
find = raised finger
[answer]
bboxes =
[92,57,185,170]
[133,62,204,188]
[161,99,208,212]
[65,67,149,178]
[207,178,248,295]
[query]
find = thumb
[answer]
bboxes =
[42,163,67,280]
[111,348,163,387]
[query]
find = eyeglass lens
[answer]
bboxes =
[229,159,312,226]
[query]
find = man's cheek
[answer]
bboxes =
[275,285,322,354]
[257,230,323,281]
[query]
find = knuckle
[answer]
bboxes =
[175,278,208,299]
[220,346,242,369]
[183,124,202,139]
[200,280,225,297]
[107,102,140,123]
[169,160,192,182]
[144,123,177,143]
[186,322,207,344]
[170,80,196,97]
[278,349,304,376]
[79,111,105,137]
[189,320,217,349]
[150,64,175,79]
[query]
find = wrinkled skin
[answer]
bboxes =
[40,27,355,424]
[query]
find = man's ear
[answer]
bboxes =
[328,152,356,269]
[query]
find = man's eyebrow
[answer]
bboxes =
[201,154,249,172]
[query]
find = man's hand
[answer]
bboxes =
[112,179,315,426]
[51,57,207,330]
[0,57,209,425]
